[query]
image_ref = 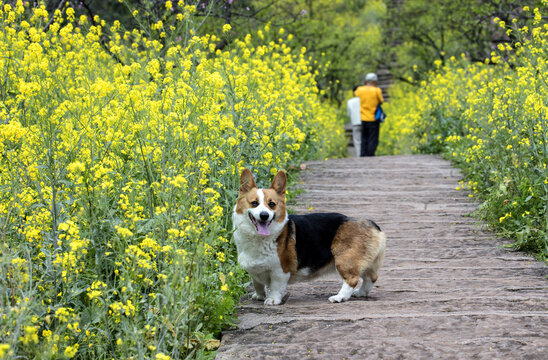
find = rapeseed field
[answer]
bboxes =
[0,1,346,358]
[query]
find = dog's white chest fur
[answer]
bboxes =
[233,210,283,280]
[234,232,280,280]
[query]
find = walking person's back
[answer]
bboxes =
[354,73,383,156]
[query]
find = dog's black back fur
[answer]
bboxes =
[289,213,348,272]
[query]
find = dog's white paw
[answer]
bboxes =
[328,295,348,303]
[264,297,281,305]
[252,293,266,301]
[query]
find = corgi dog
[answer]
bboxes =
[232,168,386,305]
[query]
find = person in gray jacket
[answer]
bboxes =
[346,85,362,157]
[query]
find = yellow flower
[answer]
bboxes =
[115,226,133,238]
[64,344,79,358]
[67,161,85,174]
[499,213,512,223]
[19,326,39,345]
[0,344,12,358]
[55,307,72,323]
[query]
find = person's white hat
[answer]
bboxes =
[365,73,378,82]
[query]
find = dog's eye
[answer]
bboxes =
[268,202,276,208]
[251,201,259,207]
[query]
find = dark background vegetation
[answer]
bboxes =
[40,0,546,103]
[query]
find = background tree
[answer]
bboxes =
[385,0,547,83]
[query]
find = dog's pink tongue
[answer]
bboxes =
[257,222,270,236]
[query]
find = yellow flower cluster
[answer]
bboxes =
[0,1,345,358]
[383,8,548,257]
[377,81,425,155]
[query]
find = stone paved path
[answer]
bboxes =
[217,155,548,359]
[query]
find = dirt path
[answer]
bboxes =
[216,155,548,359]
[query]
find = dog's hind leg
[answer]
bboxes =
[352,270,377,297]
[353,240,385,297]
[329,243,363,302]
[329,259,360,303]
[329,279,357,303]
[329,249,361,303]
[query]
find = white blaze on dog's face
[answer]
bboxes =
[235,169,287,236]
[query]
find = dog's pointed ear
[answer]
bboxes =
[239,168,257,195]
[269,170,287,196]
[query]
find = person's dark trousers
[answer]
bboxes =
[360,120,380,157]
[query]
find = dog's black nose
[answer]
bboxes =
[260,211,269,221]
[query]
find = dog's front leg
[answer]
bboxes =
[264,271,290,305]
[251,276,267,301]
